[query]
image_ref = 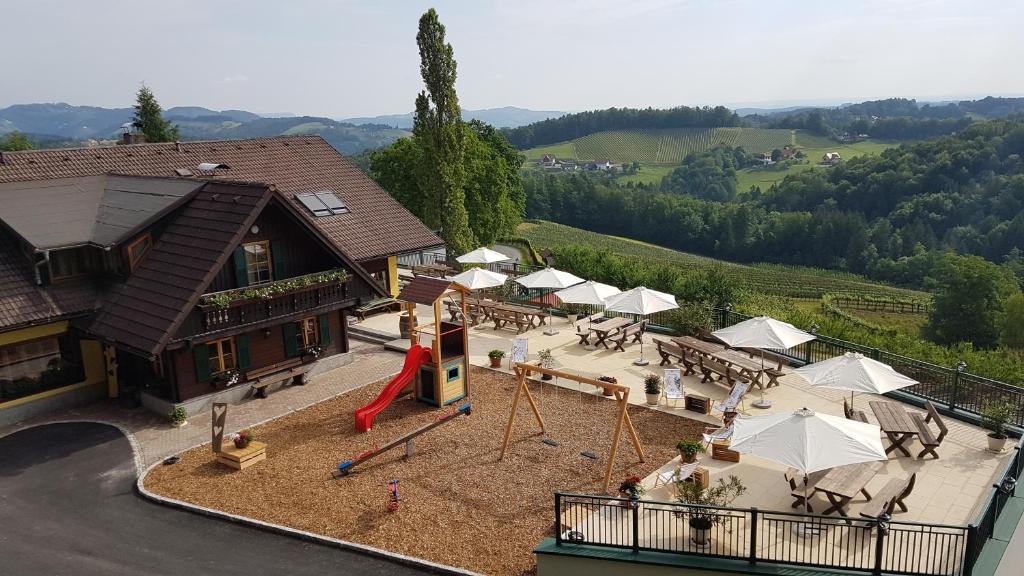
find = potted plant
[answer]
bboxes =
[233,429,254,449]
[675,475,746,547]
[538,349,554,380]
[644,374,662,405]
[213,368,241,388]
[304,344,323,359]
[618,474,646,507]
[981,400,1015,453]
[169,406,188,428]
[676,439,706,463]
[488,349,505,368]
[597,375,617,396]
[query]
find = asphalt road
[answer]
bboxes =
[0,422,429,576]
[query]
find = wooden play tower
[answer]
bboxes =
[397,276,471,406]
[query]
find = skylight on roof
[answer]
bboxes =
[296,191,349,217]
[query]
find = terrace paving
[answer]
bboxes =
[360,305,1014,528]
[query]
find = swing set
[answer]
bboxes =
[499,362,646,492]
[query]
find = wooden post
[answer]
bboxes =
[499,365,546,461]
[407,301,419,346]
[433,297,442,402]
[603,389,631,492]
[461,289,470,397]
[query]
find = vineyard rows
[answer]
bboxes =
[547,128,800,165]
[518,220,924,300]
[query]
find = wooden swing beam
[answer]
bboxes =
[498,362,646,493]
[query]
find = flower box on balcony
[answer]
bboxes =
[199,269,349,311]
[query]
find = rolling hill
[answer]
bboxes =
[339,106,566,129]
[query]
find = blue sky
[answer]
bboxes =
[4,0,1021,116]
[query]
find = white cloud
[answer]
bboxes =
[218,74,249,85]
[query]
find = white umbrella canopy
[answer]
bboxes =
[603,286,678,315]
[515,267,585,290]
[604,287,678,365]
[792,352,919,408]
[731,407,887,515]
[449,268,508,290]
[554,280,621,305]
[712,316,815,350]
[456,247,510,264]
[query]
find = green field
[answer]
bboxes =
[518,220,924,300]
[736,140,895,192]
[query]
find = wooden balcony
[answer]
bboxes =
[184,269,367,336]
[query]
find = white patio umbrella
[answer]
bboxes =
[792,352,918,409]
[516,267,585,335]
[603,286,678,366]
[455,246,510,264]
[712,316,816,408]
[555,280,621,347]
[449,267,508,290]
[730,408,886,515]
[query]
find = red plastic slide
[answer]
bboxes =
[354,344,433,432]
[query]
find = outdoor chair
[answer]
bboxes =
[663,371,685,407]
[653,462,699,488]
[713,381,750,415]
[910,401,948,459]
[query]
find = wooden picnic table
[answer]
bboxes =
[414,263,455,277]
[813,461,883,516]
[581,317,630,348]
[671,335,726,358]
[869,401,919,457]
[496,303,547,328]
[715,350,771,390]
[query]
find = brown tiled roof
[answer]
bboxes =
[0,136,442,261]
[88,182,273,357]
[0,228,99,331]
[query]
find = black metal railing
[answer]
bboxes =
[966,445,1022,571]
[554,492,971,575]
[713,309,1024,427]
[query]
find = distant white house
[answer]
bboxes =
[540,154,557,166]
[822,152,842,165]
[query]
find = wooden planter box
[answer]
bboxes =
[216,441,267,470]
[711,440,740,463]
[684,394,712,415]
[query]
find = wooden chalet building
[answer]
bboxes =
[0,136,442,423]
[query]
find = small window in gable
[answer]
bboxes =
[296,191,349,217]
[126,233,152,272]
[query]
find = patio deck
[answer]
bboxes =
[357,306,1014,528]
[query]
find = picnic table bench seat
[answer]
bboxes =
[860,473,917,519]
[610,320,647,352]
[698,357,749,389]
[492,309,530,333]
[245,358,311,398]
[354,297,401,320]
[785,468,829,512]
[910,401,948,459]
[654,338,684,366]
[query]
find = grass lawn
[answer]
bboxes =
[736,139,897,193]
[844,308,929,337]
[614,164,676,185]
[521,140,577,161]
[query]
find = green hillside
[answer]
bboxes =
[517,220,924,300]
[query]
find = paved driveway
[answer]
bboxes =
[0,422,429,576]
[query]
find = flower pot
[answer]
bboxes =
[234,439,250,449]
[542,374,553,381]
[689,519,713,547]
[988,433,1008,453]
[680,451,697,464]
[645,393,660,406]
[489,357,503,368]
[617,492,639,508]
[172,420,187,428]
[566,313,579,326]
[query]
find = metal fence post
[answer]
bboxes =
[872,514,889,576]
[964,524,979,576]
[748,508,758,563]
[632,500,640,553]
[555,492,562,546]
[950,361,966,412]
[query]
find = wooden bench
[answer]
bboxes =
[654,338,684,366]
[492,309,530,334]
[844,399,870,423]
[910,401,948,459]
[746,349,788,388]
[860,473,917,519]
[699,357,749,389]
[785,468,828,512]
[245,358,311,398]
[610,321,646,352]
[354,297,401,320]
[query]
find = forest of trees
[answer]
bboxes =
[501,105,740,149]
[524,117,1024,294]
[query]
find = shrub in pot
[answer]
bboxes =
[168,407,188,428]
[676,439,706,463]
[233,429,254,449]
[618,474,646,507]
[981,400,1015,453]
[488,349,505,368]
[675,475,746,547]
[538,349,554,380]
[643,374,662,405]
[597,375,617,396]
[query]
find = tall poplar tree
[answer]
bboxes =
[132,84,179,143]
[412,8,474,255]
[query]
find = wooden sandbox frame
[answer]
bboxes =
[499,362,646,492]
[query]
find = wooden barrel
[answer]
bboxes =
[399,311,418,339]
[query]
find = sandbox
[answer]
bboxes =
[144,366,704,575]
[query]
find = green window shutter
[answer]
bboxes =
[271,241,287,281]
[282,323,299,358]
[233,246,248,288]
[318,314,332,346]
[236,335,251,370]
[192,345,211,382]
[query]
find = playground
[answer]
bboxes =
[144,365,703,575]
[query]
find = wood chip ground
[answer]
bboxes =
[145,367,706,575]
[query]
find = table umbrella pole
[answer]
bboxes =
[633,315,649,366]
[752,352,772,409]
